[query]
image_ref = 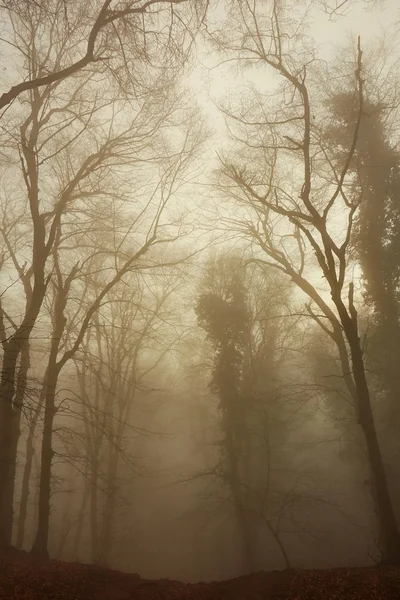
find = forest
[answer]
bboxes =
[0,0,400,597]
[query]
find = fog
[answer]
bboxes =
[0,0,400,584]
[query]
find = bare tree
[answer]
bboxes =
[318,0,383,18]
[70,274,180,566]
[211,0,400,564]
[0,0,208,113]
[0,0,205,550]
[30,127,202,557]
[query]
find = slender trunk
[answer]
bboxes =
[16,378,46,549]
[226,409,255,574]
[232,478,254,573]
[57,491,72,560]
[12,344,31,520]
[76,345,101,565]
[1,415,20,549]
[97,475,117,567]
[0,310,46,548]
[98,435,121,568]
[30,367,58,558]
[342,310,400,563]
[90,456,99,564]
[0,88,55,550]
[30,248,76,558]
[72,478,89,562]
[0,337,30,549]
[16,432,34,550]
[265,520,291,569]
[375,289,400,426]
[292,265,400,562]
[0,345,20,548]
[0,250,47,548]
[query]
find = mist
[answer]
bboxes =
[0,0,400,589]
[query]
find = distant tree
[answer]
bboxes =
[195,255,295,571]
[196,256,254,572]
[73,273,179,567]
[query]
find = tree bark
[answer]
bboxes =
[338,301,400,563]
[0,339,30,548]
[30,368,58,558]
[0,345,21,547]
[0,99,47,548]
[16,378,46,549]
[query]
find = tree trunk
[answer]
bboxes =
[0,287,46,548]
[98,435,122,568]
[72,479,89,562]
[226,408,256,574]
[10,341,31,545]
[0,344,20,548]
[30,369,58,558]
[97,478,116,567]
[16,380,46,549]
[0,339,30,549]
[265,520,291,569]
[57,500,72,560]
[343,313,400,563]
[90,457,99,564]
[16,433,34,551]
[374,286,400,427]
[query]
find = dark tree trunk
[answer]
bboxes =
[30,250,77,558]
[226,406,256,575]
[351,342,400,563]
[338,301,400,564]
[30,370,58,558]
[16,381,45,550]
[16,433,34,550]
[0,339,30,548]
[0,279,47,548]
[0,346,20,548]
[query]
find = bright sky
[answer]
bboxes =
[187,0,399,131]
[183,0,400,307]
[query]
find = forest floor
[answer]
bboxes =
[1,549,400,599]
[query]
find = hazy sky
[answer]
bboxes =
[182,0,400,308]
[187,0,399,130]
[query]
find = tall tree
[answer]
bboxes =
[211,0,400,563]
[325,93,400,431]
[195,255,295,571]
[73,273,180,566]
[0,0,205,550]
[196,256,253,572]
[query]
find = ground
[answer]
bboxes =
[1,550,400,599]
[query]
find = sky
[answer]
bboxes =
[186,0,399,131]
[180,0,400,308]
